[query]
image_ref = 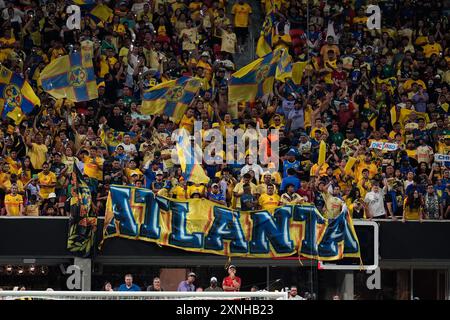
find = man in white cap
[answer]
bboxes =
[222,265,241,292]
[205,277,223,292]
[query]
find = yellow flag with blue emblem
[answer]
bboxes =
[141,76,202,123]
[0,66,40,124]
[40,41,98,102]
[228,50,281,104]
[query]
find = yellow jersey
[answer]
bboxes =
[5,193,23,216]
[38,171,57,200]
[258,193,280,211]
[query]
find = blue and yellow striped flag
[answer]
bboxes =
[0,66,40,124]
[228,50,281,104]
[275,49,292,82]
[142,76,202,123]
[175,129,210,184]
[256,10,276,58]
[40,41,98,102]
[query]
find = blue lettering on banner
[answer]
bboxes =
[135,189,161,239]
[249,207,294,254]
[169,201,203,248]
[318,209,359,257]
[108,187,138,237]
[293,205,326,256]
[204,207,248,253]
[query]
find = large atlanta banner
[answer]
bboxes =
[100,186,361,260]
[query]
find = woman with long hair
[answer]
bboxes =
[402,190,424,222]
[18,156,33,185]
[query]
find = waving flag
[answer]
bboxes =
[256,10,276,58]
[89,3,114,23]
[40,41,98,102]
[0,66,40,124]
[175,129,210,184]
[142,76,202,123]
[275,49,292,82]
[228,50,281,103]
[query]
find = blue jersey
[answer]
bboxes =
[208,192,225,203]
[283,160,301,178]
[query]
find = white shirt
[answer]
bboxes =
[288,108,305,131]
[364,190,386,217]
[288,295,306,300]
[240,164,264,182]
[2,7,23,23]
[118,143,137,156]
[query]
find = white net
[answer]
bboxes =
[0,290,287,300]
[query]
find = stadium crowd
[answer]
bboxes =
[0,0,448,223]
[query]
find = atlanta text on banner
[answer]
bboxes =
[101,185,361,261]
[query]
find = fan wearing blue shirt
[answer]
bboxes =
[283,149,301,178]
[280,168,301,193]
[118,274,141,291]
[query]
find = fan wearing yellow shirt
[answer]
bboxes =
[187,183,206,198]
[355,153,378,182]
[231,0,252,46]
[422,36,442,58]
[273,26,292,51]
[258,184,281,212]
[4,184,23,216]
[37,162,56,200]
[125,159,143,181]
[220,24,238,55]
[5,151,21,175]
[83,147,104,181]
[171,179,187,200]
[179,19,199,52]
[179,108,196,134]
[25,133,48,171]
[233,173,257,209]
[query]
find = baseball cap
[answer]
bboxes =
[188,272,196,277]
[210,277,218,283]
[48,193,57,199]
[286,149,297,156]
[156,170,163,175]
[211,183,219,188]
[228,265,236,270]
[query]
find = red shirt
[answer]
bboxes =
[222,276,242,292]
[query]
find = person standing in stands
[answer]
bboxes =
[147,277,164,291]
[4,184,23,216]
[177,272,196,292]
[222,265,241,292]
[117,274,141,291]
[205,277,223,292]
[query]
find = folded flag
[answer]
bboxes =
[0,66,40,124]
[67,161,97,258]
[40,40,98,102]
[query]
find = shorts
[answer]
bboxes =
[235,27,249,41]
